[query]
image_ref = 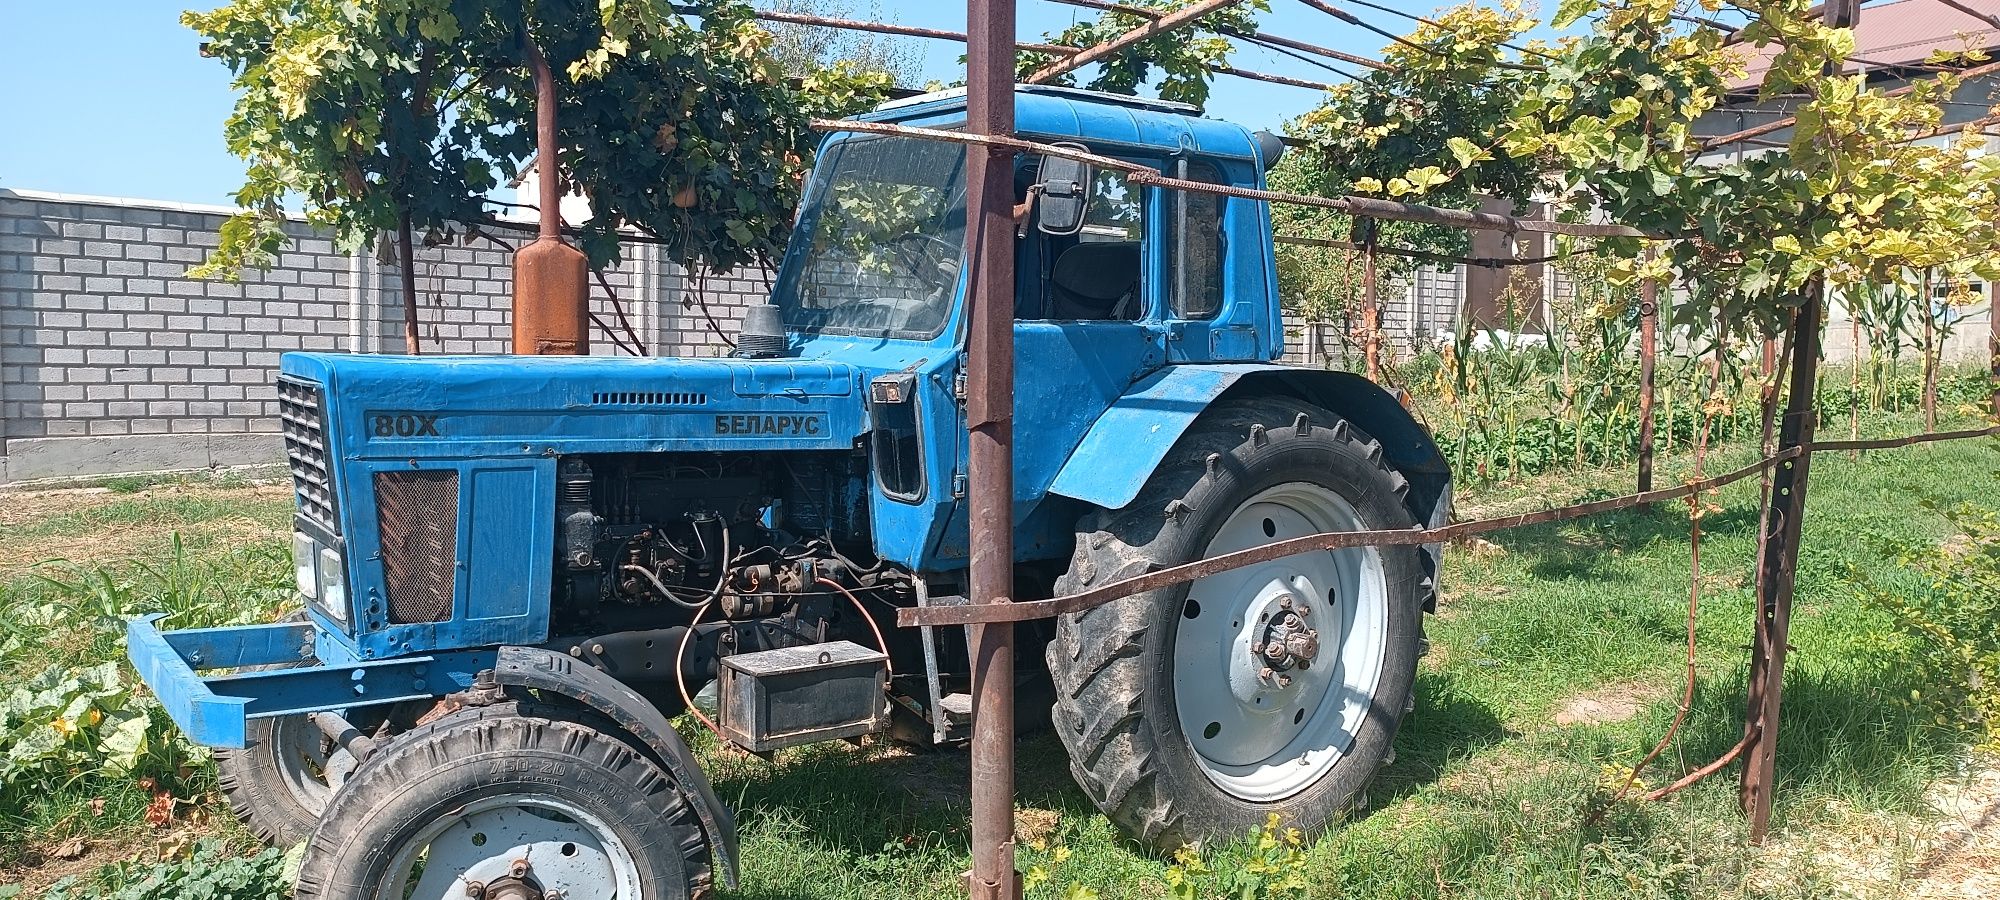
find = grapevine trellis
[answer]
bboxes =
[772,2,2000,897]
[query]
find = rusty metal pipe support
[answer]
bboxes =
[962,0,1019,897]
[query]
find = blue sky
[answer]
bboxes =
[0,1,1437,206]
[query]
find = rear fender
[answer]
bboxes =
[489,646,741,889]
[1046,365,1452,599]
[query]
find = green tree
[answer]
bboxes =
[1014,0,1270,106]
[758,0,925,86]
[1286,0,2000,345]
[185,0,893,278]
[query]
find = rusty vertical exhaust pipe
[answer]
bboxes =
[511,37,589,356]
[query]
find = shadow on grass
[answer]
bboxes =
[708,669,1510,895]
[1492,500,1761,583]
[1642,660,1967,816]
[1365,670,1511,809]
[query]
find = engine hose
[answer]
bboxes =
[622,564,711,610]
[674,600,726,742]
[816,577,892,678]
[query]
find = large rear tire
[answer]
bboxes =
[1048,398,1427,849]
[295,702,712,900]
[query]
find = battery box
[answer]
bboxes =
[718,640,890,753]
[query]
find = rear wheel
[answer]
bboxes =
[1049,398,1427,849]
[296,702,711,900]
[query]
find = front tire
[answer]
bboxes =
[1049,398,1427,849]
[296,702,712,900]
[216,709,336,844]
[216,610,334,845]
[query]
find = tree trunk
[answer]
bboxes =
[397,208,421,354]
[1361,220,1381,381]
[1923,272,1938,432]
[1849,312,1860,458]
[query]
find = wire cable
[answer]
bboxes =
[674,600,726,741]
[817,577,893,677]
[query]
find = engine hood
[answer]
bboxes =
[281,352,868,459]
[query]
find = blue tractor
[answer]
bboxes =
[129,86,1449,900]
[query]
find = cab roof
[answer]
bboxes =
[858,85,1266,165]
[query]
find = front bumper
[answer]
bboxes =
[125,613,494,749]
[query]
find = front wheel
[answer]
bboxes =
[1049,398,1427,849]
[296,702,712,900]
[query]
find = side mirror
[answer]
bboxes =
[1036,144,1092,236]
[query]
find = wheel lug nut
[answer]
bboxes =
[1277,674,1293,687]
[464,882,485,899]
[1259,667,1274,681]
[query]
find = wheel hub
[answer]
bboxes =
[468,859,547,900]
[1251,592,1320,676]
[390,798,637,900]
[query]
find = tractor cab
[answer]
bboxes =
[768,86,1293,568]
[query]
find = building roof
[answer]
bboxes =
[1727,0,2000,90]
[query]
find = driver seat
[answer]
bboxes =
[1048,242,1141,320]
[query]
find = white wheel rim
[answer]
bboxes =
[383,794,644,900]
[1172,482,1389,802]
[268,714,335,814]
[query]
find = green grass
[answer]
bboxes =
[2,416,1996,898]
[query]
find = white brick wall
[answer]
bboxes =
[0,189,764,482]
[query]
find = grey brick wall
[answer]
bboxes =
[0,188,762,483]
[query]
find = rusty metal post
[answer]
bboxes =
[1739,280,1825,843]
[1361,219,1381,381]
[1636,258,1659,492]
[511,38,589,356]
[1741,0,1854,842]
[963,0,1019,897]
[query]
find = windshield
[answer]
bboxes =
[777,134,969,339]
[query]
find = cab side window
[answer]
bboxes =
[1042,165,1146,320]
[1082,170,1142,242]
[1167,159,1226,319]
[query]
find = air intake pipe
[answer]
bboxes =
[734,303,789,358]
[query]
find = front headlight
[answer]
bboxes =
[317,547,349,625]
[293,532,318,598]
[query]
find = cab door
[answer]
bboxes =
[1159,155,1275,363]
[924,153,1168,565]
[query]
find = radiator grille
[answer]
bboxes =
[374,470,459,624]
[278,378,338,535]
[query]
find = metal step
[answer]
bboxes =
[937,692,974,743]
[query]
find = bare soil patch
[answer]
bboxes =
[1906,766,2000,899]
[1551,679,1664,727]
